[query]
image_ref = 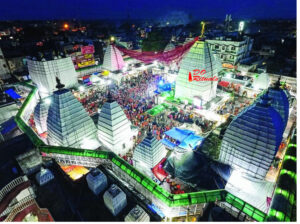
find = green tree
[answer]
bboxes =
[142,30,168,52]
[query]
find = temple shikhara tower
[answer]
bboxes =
[34,100,49,134]
[47,78,98,149]
[133,127,167,176]
[175,40,222,104]
[102,44,125,72]
[97,93,133,155]
[219,94,284,180]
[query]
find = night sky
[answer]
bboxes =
[0,0,296,20]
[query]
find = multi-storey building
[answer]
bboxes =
[206,36,253,66]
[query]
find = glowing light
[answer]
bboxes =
[153,60,158,66]
[63,23,69,29]
[167,74,176,83]
[39,86,48,94]
[193,98,201,107]
[241,71,246,76]
[81,138,100,150]
[79,86,85,92]
[45,98,51,105]
[226,72,232,79]
[107,80,112,85]
[110,36,115,42]
[238,21,245,32]
[158,80,164,86]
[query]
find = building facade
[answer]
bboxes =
[0,48,10,80]
[206,36,253,66]
[27,56,78,97]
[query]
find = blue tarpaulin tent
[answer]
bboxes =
[4,89,21,99]
[160,139,176,150]
[163,127,203,150]
[179,134,204,150]
[1,118,17,134]
[164,128,194,142]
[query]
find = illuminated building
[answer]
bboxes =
[33,100,49,134]
[67,45,96,70]
[125,205,150,222]
[86,168,108,195]
[206,36,253,66]
[47,78,98,149]
[102,44,125,72]
[35,168,54,186]
[175,40,221,103]
[103,184,127,216]
[0,48,10,80]
[14,58,297,222]
[27,56,78,97]
[133,127,167,176]
[97,93,133,155]
[219,94,284,180]
[265,78,289,128]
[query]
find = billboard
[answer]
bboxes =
[81,45,95,55]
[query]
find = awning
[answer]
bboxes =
[164,127,194,142]
[178,134,204,150]
[218,81,230,88]
[5,88,21,99]
[161,139,176,149]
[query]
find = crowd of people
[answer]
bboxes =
[73,70,217,146]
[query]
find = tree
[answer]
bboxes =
[141,30,168,52]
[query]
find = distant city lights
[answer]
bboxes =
[63,23,69,29]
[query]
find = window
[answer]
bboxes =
[222,46,225,50]
[232,46,236,51]
[215,45,219,49]
[123,143,126,149]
